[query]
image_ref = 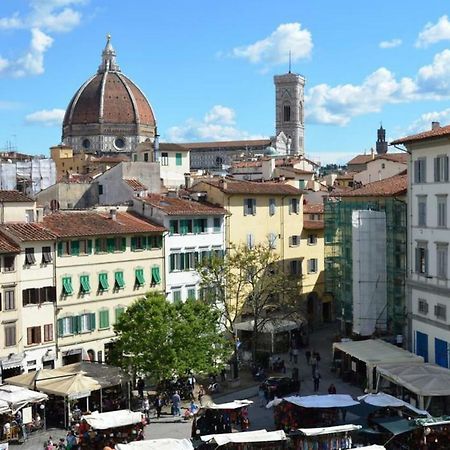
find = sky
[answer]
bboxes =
[2,1,450,165]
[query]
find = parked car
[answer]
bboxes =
[261,376,300,399]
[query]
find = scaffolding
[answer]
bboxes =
[324,197,406,336]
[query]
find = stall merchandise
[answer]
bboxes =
[292,424,361,450]
[413,417,450,450]
[0,385,47,413]
[116,439,194,450]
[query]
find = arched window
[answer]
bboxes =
[283,105,291,122]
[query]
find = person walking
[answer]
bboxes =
[292,347,299,365]
[313,369,321,393]
[143,395,150,422]
[310,353,317,374]
[137,378,145,399]
[172,391,181,416]
[154,395,163,419]
[198,385,205,406]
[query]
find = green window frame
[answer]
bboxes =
[107,238,116,253]
[151,266,161,285]
[98,273,109,291]
[115,307,125,323]
[71,240,80,256]
[72,315,81,335]
[193,218,206,234]
[62,277,73,296]
[80,275,91,293]
[169,220,178,235]
[95,238,107,254]
[213,217,221,232]
[114,271,125,289]
[99,310,110,329]
[179,219,192,235]
[135,268,145,286]
[175,153,182,166]
[89,313,96,330]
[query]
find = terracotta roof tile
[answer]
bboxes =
[197,178,303,195]
[43,211,165,238]
[179,139,271,150]
[0,232,20,253]
[336,173,408,198]
[141,194,227,216]
[347,153,407,165]
[303,203,324,214]
[0,223,57,242]
[0,191,34,202]
[125,179,147,191]
[159,143,190,152]
[278,166,314,175]
[391,124,450,145]
[303,220,324,230]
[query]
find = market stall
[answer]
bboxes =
[199,429,287,449]
[358,392,430,417]
[290,424,361,450]
[116,439,194,450]
[332,340,423,392]
[376,362,450,413]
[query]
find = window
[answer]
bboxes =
[144,152,149,162]
[3,255,14,272]
[80,313,95,332]
[308,258,318,273]
[148,235,162,249]
[161,152,169,166]
[173,290,182,304]
[131,236,145,251]
[79,239,90,255]
[169,220,179,235]
[41,246,52,264]
[4,324,16,347]
[25,248,36,265]
[243,198,256,216]
[289,198,300,214]
[283,104,291,122]
[418,298,428,315]
[151,266,161,285]
[57,317,73,336]
[4,290,15,310]
[187,288,196,300]
[215,156,223,166]
[99,310,110,329]
[415,243,428,275]
[437,244,448,279]
[434,155,449,182]
[41,286,56,303]
[213,217,221,232]
[437,196,447,228]
[175,153,182,166]
[27,326,41,345]
[99,273,109,291]
[381,163,386,169]
[435,304,447,321]
[80,275,91,294]
[98,184,104,195]
[44,324,53,342]
[289,235,300,247]
[135,268,145,286]
[179,219,193,235]
[290,260,301,276]
[269,198,276,216]
[114,271,125,289]
[62,276,73,296]
[247,233,255,249]
[308,234,318,245]
[417,196,427,227]
[22,288,39,306]
[193,218,207,233]
[414,158,427,184]
[95,238,108,254]
[169,253,181,272]
[115,307,125,323]
[267,233,277,250]
[25,209,34,223]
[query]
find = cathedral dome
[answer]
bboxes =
[62,35,156,153]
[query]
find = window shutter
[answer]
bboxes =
[121,237,126,251]
[445,156,449,182]
[289,200,292,214]
[27,328,32,345]
[243,200,248,216]
[95,239,101,253]
[180,253,185,270]
[425,249,429,274]
[58,319,64,337]
[131,237,136,251]
[105,310,109,327]
[423,159,427,183]
[89,313,96,331]
[107,238,115,253]
[57,242,63,256]
[71,316,78,335]
[169,254,175,272]
[87,240,93,254]
[71,240,79,256]
[36,326,41,343]
[434,157,439,182]
[252,199,256,215]
[414,160,419,183]
[415,248,419,273]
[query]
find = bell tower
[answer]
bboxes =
[274,70,305,155]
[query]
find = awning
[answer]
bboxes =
[234,318,300,333]
[151,266,161,284]
[0,399,10,414]
[1,353,24,370]
[0,385,47,413]
[116,439,194,450]
[416,416,450,427]
[204,399,253,410]
[201,429,287,445]
[284,394,359,409]
[83,410,143,430]
[355,446,386,450]
[371,416,418,436]
[358,392,430,417]
[135,269,145,286]
[297,424,362,436]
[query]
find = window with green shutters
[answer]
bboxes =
[147,235,162,249]
[187,288,196,300]
[107,238,116,253]
[115,307,125,323]
[169,220,179,235]
[213,218,221,232]
[114,271,125,289]
[99,310,110,329]
[131,236,145,251]
[95,238,107,254]
[180,219,192,235]
[72,315,81,335]
[98,273,109,291]
[62,276,73,296]
[175,153,182,166]
[135,268,145,286]
[193,218,206,233]
[151,266,161,285]
[71,240,80,256]
[80,275,91,293]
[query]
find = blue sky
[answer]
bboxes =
[2,0,450,164]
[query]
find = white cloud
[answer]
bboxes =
[416,49,450,98]
[0,14,23,30]
[230,23,312,68]
[165,105,266,142]
[416,15,450,48]
[25,108,65,126]
[379,38,402,49]
[406,108,450,134]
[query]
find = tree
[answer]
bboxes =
[197,243,302,361]
[111,292,232,381]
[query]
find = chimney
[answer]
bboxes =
[184,173,191,189]
[432,121,440,130]
[109,209,117,221]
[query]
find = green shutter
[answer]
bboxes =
[169,220,177,235]
[72,316,79,335]
[62,277,73,295]
[115,271,125,289]
[89,313,96,331]
[151,266,161,284]
[135,268,145,286]
[176,153,182,166]
[156,235,162,248]
[57,242,63,256]
[80,275,91,293]
[121,237,126,251]
[193,219,200,234]
[169,254,175,272]
[107,238,115,253]
[71,240,80,256]
[99,273,109,290]
[57,319,64,337]
[87,240,93,254]
[131,237,137,251]
[99,310,110,329]
[95,239,101,253]
[115,307,124,323]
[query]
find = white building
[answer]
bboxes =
[133,194,226,303]
[392,122,450,368]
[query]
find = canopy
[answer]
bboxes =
[0,385,47,412]
[283,394,359,409]
[355,446,386,450]
[6,368,71,389]
[116,439,194,450]
[201,429,287,445]
[371,416,418,436]
[358,392,430,417]
[298,424,362,436]
[0,399,10,415]
[377,363,450,398]
[204,399,253,410]
[234,318,300,333]
[82,410,143,430]
[416,416,450,427]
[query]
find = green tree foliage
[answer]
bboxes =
[112,292,232,380]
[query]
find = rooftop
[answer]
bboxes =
[43,211,165,238]
[196,178,303,195]
[336,173,407,198]
[347,153,407,166]
[124,179,147,191]
[303,203,324,214]
[391,124,450,145]
[0,190,34,203]
[0,223,57,242]
[303,220,324,230]
[140,194,227,216]
[0,232,20,253]
[179,139,271,150]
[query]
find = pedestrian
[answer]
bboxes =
[258,385,266,407]
[315,351,321,368]
[328,383,337,394]
[65,431,78,450]
[292,347,299,365]
[57,438,66,449]
[305,349,311,365]
[313,370,321,392]
[143,395,150,422]
[137,378,145,399]
[154,395,163,419]
[172,390,181,416]
[310,353,317,374]
[198,385,205,406]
